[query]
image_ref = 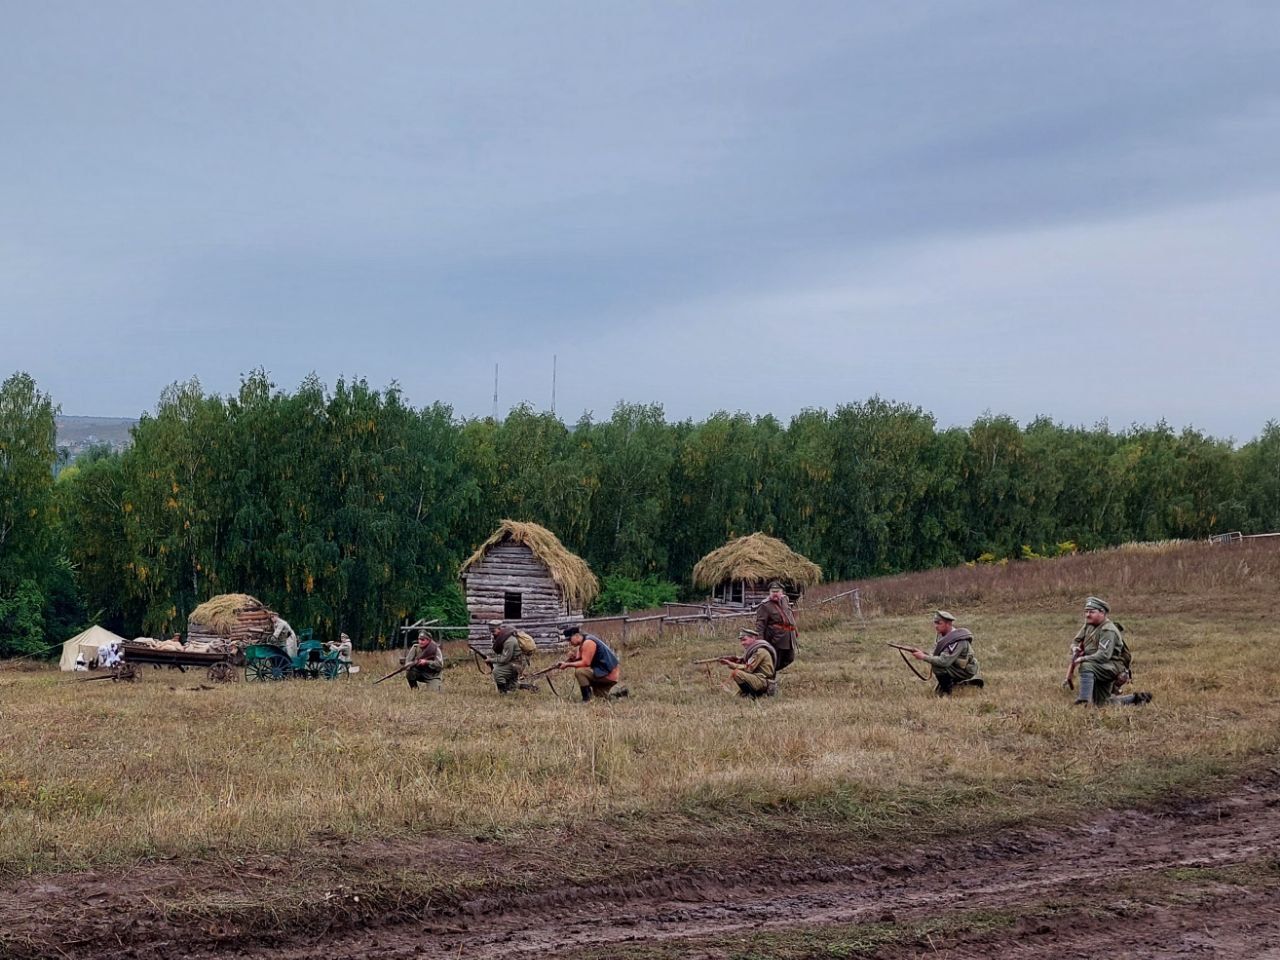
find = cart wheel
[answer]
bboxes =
[321,660,349,680]
[208,662,236,683]
[245,658,274,682]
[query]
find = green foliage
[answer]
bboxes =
[414,583,468,632]
[592,575,680,615]
[0,579,46,656]
[6,368,1280,653]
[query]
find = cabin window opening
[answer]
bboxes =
[504,591,522,620]
[731,581,744,605]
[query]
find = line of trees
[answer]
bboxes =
[2,369,1277,654]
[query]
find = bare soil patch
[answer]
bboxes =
[5,764,1278,959]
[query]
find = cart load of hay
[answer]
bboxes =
[187,593,279,648]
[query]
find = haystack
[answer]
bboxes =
[460,520,599,647]
[187,593,277,646]
[692,533,822,606]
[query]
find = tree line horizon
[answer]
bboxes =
[2,369,1278,655]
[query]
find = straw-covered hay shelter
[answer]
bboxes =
[692,532,822,607]
[187,593,278,646]
[460,520,599,648]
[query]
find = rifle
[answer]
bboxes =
[1063,649,1082,690]
[886,643,930,682]
[691,657,736,665]
[525,661,568,680]
[373,662,411,685]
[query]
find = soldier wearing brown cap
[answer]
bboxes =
[755,581,798,672]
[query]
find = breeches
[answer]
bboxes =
[574,667,616,695]
[774,646,796,672]
[406,667,442,691]
[492,664,520,692]
[732,669,769,693]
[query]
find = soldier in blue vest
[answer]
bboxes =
[557,626,626,702]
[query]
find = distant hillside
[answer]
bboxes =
[56,415,138,459]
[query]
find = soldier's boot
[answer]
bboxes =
[610,686,629,699]
[579,685,593,703]
[1074,670,1095,706]
[935,678,954,697]
[1113,691,1152,706]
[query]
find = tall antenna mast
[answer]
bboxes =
[551,354,557,417]
[492,363,499,421]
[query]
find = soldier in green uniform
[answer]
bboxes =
[907,610,983,696]
[404,632,443,691]
[1069,597,1151,707]
[719,628,777,699]
[486,620,525,695]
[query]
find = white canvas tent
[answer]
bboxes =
[58,625,129,671]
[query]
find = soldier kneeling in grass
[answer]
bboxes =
[721,627,778,699]
[557,626,626,702]
[405,632,444,691]
[1068,597,1151,707]
[907,610,984,696]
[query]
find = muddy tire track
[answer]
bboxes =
[239,772,1280,959]
[5,771,1279,959]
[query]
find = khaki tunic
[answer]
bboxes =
[731,644,776,694]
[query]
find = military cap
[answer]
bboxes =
[561,624,582,638]
[1084,596,1110,613]
[767,580,784,591]
[933,610,956,622]
[739,627,760,638]
[487,619,503,628]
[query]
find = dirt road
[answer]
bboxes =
[6,771,1280,959]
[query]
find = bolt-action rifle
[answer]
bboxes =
[1063,648,1083,690]
[885,642,930,682]
[373,662,412,685]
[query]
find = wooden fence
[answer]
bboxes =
[397,588,862,655]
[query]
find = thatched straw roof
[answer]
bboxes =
[692,533,823,590]
[188,593,271,635]
[461,520,600,610]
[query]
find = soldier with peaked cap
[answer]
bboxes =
[907,610,983,696]
[1069,597,1151,707]
[755,581,799,672]
[405,631,444,691]
[717,627,778,699]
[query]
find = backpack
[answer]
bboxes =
[515,630,538,656]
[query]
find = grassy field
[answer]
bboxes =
[2,541,1279,880]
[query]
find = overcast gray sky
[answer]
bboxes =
[3,1,1277,439]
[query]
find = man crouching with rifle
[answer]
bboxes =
[898,610,983,696]
[707,627,778,699]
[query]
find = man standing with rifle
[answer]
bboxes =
[756,581,799,673]
[902,610,983,696]
[1068,597,1151,707]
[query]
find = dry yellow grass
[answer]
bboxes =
[2,595,1278,875]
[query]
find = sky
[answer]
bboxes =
[2,1,1278,440]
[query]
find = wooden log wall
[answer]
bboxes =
[464,541,581,648]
